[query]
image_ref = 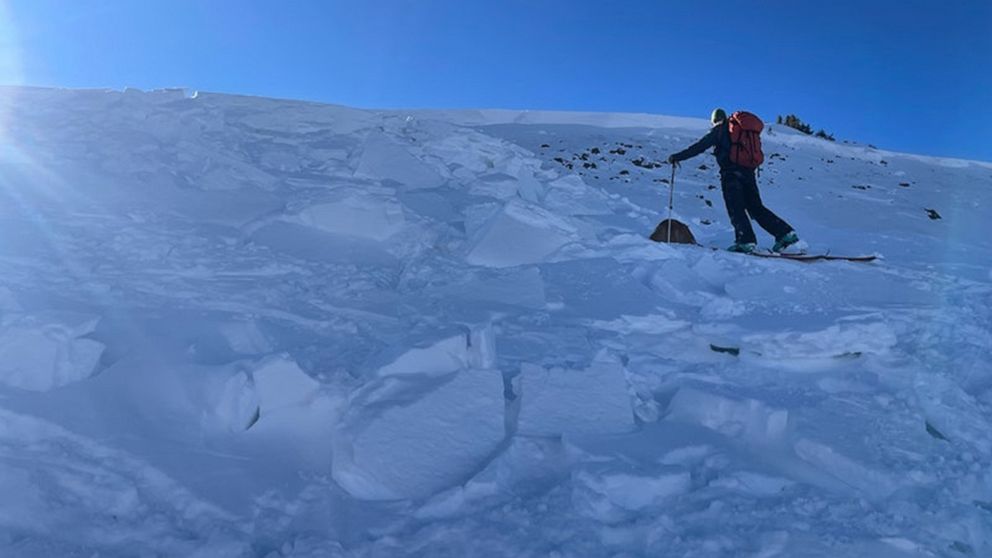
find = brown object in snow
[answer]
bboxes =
[650,219,697,244]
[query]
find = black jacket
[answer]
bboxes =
[672,120,733,170]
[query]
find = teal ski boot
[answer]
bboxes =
[727,242,757,254]
[772,231,799,253]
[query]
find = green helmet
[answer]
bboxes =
[711,108,727,124]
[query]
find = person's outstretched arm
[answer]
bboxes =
[668,127,718,164]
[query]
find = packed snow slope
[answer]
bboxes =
[0,86,991,557]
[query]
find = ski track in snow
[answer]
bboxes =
[0,86,990,556]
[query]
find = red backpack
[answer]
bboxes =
[727,111,764,168]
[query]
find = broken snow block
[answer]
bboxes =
[572,462,690,524]
[215,371,261,431]
[417,436,570,519]
[650,219,696,244]
[376,326,496,378]
[354,132,442,189]
[665,387,789,444]
[252,355,321,413]
[333,369,505,500]
[211,355,319,432]
[0,312,104,391]
[465,200,577,268]
[294,193,406,241]
[544,175,612,216]
[517,352,635,437]
[793,438,898,500]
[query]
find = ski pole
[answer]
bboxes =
[667,163,676,242]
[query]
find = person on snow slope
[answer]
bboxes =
[667,108,799,253]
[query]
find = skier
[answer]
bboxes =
[667,108,799,253]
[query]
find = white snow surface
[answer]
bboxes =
[0,86,991,557]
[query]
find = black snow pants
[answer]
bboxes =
[720,166,793,245]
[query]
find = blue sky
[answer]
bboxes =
[3,0,990,161]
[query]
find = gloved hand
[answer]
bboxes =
[667,155,680,167]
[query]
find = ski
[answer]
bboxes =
[749,251,878,262]
[690,244,879,263]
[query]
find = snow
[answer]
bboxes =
[465,199,578,267]
[0,312,104,391]
[665,387,791,444]
[332,369,505,500]
[516,351,636,437]
[571,464,691,523]
[290,192,407,241]
[0,85,991,556]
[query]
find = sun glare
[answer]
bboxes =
[0,1,23,144]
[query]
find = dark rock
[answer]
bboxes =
[926,420,948,440]
[709,344,740,356]
[925,208,942,220]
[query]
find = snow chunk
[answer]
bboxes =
[217,319,273,355]
[354,132,443,189]
[292,194,405,241]
[915,372,992,454]
[252,355,321,413]
[0,313,104,391]
[466,200,578,267]
[517,352,635,437]
[586,312,689,335]
[709,471,794,497]
[377,326,496,378]
[572,462,690,523]
[794,438,898,500]
[434,267,547,309]
[544,174,612,216]
[417,436,569,519]
[333,369,505,500]
[469,172,545,202]
[214,371,260,432]
[743,320,897,362]
[211,355,319,432]
[665,388,790,444]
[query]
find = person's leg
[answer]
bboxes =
[721,171,757,244]
[741,170,793,239]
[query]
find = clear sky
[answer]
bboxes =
[2,0,990,161]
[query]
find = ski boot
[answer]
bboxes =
[772,231,799,253]
[727,242,757,254]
